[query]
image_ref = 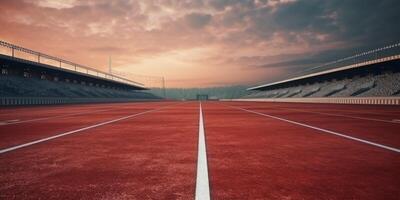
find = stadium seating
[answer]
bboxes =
[336,76,376,97]
[245,71,400,98]
[285,88,302,98]
[0,75,160,99]
[301,86,321,97]
[321,82,347,97]
[360,72,400,97]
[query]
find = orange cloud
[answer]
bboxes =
[1,0,397,87]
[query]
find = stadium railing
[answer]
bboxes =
[222,97,400,105]
[0,97,159,106]
[249,42,400,90]
[287,42,400,81]
[0,40,143,88]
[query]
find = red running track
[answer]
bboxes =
[0,101,399,199]
[0,102,172,149]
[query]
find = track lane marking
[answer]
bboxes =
[273,107,400,124]
[0,103,176,154]
[233,102,400,124]
[0,102,165,126]
[235,102,400,116]
[0,109,115,126]
[228,105,400,153]
[0,104,115,116]
[195,102,211,200]
[0,119,20,125]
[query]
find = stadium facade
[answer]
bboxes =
[0,40,160,106]
[235,43,400,105]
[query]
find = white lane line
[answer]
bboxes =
[0,104,173,154]
[195,102,211,200]
[230,105,400,153]
[280,107,400,124]
[0,102,158,126]
[0,109,115,126]
[0,119,20,125]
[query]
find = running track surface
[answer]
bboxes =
[0,101,399,199]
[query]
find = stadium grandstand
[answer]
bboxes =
[240,43,400,105]
[0,40,161,105]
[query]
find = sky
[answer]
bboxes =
[0,0,399,88]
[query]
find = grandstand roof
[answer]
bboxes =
[0,40,147,90]
[248,55,400,91]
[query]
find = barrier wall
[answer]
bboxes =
[222,97,400,105]
[0,97,159,106]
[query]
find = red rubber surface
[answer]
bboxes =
[204,101,400,200]
[0,102,198,199]
[0,102,170,149]
[224,101,400,148]
[0,102,142,121]
[1,101,399,199]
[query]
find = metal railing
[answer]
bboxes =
[0,40,144,87]
[0,97,159,106]
[247,42,400,90]
[289,42,400,78]
[248,42,400,90]
[223,97,400,105]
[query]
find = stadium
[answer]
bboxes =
[241,43,400,104]
[1,1,399,200]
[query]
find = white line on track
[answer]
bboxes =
[0,104,173,154]
[278,107,400,124]
[0,102,158,126]
[230,105,400,153]
[195,102,211,200]
[0,102,164,126]
[0,108,115,126]
[0,119,20,125]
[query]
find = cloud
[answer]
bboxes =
[184,12,212,29]
[88,46,126,53]
[1,0,399,87]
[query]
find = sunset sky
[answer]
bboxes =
[0,0,399,87]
